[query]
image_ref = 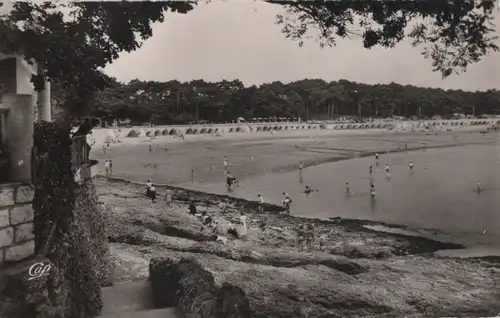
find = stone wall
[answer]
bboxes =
[0,183,35,268]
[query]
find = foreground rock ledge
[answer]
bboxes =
[149,257,253,318]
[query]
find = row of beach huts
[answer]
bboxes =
[119,120,497,138]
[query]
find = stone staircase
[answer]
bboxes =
[98,280,181,318]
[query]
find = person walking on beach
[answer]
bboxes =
[223,156,229,171]
[164,189,172,206]
[369,165,373,176]
[149,145,152,152]
[189,198,197,215]
[345,181,351,196]
[104,160,111,177]
[149,184,157,203]
[375,153,380,166]
[305,223,315,252]
[409,161,414,170]
[109,159,113,176]
[476,182,482,193]
[282,192,292,214]
[257,194,264,212]
[238,211,248,240]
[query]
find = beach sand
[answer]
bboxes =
[91,125,491,186]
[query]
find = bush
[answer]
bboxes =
[33,122,108,318]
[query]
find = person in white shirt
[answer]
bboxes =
[164,189,172,206]
[223,156,229,170]
[238,211,248,240]
[409,161,414,170]
[385,164,391,179]
[149,185,156,203]
[257,194,264,212]
[104,160,111,177]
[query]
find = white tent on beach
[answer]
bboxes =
[138,128,147,137]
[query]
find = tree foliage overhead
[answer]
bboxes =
[1,0,499,121]
[0,1,195,117]
[269,0,499,78]
[74,78,500,125]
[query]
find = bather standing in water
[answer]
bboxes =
[476,182,482,193]
[370,183,376,198]
[384,164,391,179]
[298,161,304,183]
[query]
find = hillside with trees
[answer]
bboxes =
[78,78,500,126]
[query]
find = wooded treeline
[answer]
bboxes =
[71,79,500,125]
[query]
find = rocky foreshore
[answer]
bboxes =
[95,176,500,317]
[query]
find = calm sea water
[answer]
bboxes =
[188,140,500,246]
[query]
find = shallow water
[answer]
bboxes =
[188,138,500,249]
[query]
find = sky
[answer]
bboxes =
[104,0,500,91]
[1,0,498,91]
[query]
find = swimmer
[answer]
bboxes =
[304,185,319,196]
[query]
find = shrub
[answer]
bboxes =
[33,122,104,318]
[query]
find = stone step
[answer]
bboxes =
[98,307,181,318]
[100,280,155,315]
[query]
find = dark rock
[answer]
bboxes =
[149,257,178,307]
[149,257,252,318]
[215,283,252,318]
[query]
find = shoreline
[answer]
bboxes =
[96,175,473,257]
